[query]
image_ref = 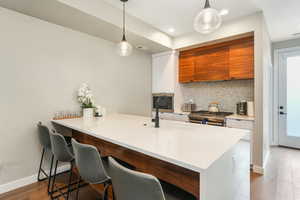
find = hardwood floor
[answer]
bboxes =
[251,146,300,200]
[0,174,100,200]
[1,142,299,200]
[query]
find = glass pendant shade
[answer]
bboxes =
[117,0,132,57]
[194,7,222,34]
[116,39,133,57]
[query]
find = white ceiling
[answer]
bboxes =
[103,0,300,42]
[1,0,299,48]
[102,0,260,37]
[254,0,300,42]
[0,0,172,53]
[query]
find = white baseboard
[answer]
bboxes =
[252,151,270,175]
[263,151,270,169]
[252,165,264,174]
[0,164,70,195]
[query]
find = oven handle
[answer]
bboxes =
[189,119,224,126]
[207,122,224,126]
[189,119,204,124]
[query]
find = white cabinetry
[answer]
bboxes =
[226,118,254,139]
[152,51,178,93]
[226,115,254,164]
[226,115,254,140]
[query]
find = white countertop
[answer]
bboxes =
[52,114,247,172]
[226,114,255,121]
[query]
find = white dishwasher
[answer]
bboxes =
[226,115,254,165]
[226,118,254,140]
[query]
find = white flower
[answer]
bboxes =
[77,83,95,108]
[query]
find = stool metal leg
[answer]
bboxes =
[37,148,46,181]
[50,161,85,200]
[50,160,59,200]
[47,154,54,194]
[37,148,56,195]
[76,176,81,200]
[102,182,109,200]
[66,162,73,200]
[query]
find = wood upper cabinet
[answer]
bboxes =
[194,47,229,82]
[229,38,254,79]
[179,51,194,83]
[178,36,254,83]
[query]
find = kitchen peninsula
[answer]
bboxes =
[52,114,248,200]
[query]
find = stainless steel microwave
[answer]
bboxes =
[152,93,174,113]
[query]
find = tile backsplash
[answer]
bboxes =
[181,79,254,113]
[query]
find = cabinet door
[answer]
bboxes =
[229,40,254,79]
[194,47,229,82]
[179,54,194,83]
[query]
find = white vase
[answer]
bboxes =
[83,108,94,119]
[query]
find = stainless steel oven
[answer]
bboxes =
[152,93,174,113]
[188,111,233,127]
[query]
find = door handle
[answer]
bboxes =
[280,111,287,115]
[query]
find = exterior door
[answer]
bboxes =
[278,49,300,148]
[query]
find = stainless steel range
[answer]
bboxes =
[188,110,233,126]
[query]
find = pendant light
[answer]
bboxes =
[116,0,133,56]
[193,0,222,34]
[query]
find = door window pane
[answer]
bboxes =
[287,56,300,137]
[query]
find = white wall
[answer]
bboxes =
[0,7,152,186]
[262,17,272,166]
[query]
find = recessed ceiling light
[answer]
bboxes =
[168,28,175,33]
[136,45,148,50]
[219,9,229,16]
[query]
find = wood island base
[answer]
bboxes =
[72,130,200,200]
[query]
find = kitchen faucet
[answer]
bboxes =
[152,96,168,128]
[153,105,160,128]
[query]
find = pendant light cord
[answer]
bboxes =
[204,0,210,8]
[122,2,126,41]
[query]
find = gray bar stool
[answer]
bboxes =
[108,157,196,200]
[71,139,112,200]
[37,122,55,194]
[49,132,76,200]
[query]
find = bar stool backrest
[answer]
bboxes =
[49,132,73,162]
[108,157,166,200]
[71,139,110,184]
[37,122,52,151]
